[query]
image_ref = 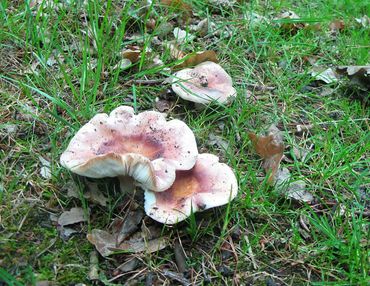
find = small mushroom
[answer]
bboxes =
[60,106,198,192]
[144,153,238,224]
[172,61,236,104]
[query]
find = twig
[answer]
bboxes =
[162,270,191,286]
[243,234,259,270]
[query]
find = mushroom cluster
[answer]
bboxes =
[61,106,238,224]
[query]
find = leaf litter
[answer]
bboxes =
[248,125,284,184]
[249,125,314,203]
[65,179,108,207]
[58,207,87,226]
[87,207,167,257]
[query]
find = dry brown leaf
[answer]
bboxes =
[58,207,87,226]
[87,229,116,257]
[116,209,144,244]
[248,125,284,184]
[167,42,186,60]
[174,50,218,69]
[87,229,168,257]
[276,11,307,34]
[329,20,345,34]
[121,49,141,63]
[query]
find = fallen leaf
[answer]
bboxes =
[88,251,99,281]
[57,226,79,241]
[118,236,168,254]
[155,98,173,112]
[157,21,175,38]
[275,168,313,203]
[166,42,186,60]
[292,146,310,162]
[87,229,116,257]
[355,15,370,28]
[152,55,164,67]
[46,55,57,66]
[329,20,345,34]
[174,50,218,69]
[141,220,162,240]
[84,181,108,207]
[245,12,268,25]
[39,156,52,179]
[65,180,108,207]
[121,47,141,63]
[173,27,194,43]
[208,133,229,151]
[87,229,168,257]
[275,11,307,34]
[311,67,338,84]
[249,125,284,184]
[116,258,140,273]
[318,87,335,97]
[113,58,132,71]
[58,207,87,226]
[336,66,370,90]
[191,18,216,37]
[116,209,144,244]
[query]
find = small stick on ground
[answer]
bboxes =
[244,234,259,270]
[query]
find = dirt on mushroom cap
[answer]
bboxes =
[172,61,237,104]
[60,106,198,192]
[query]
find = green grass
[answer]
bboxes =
[1,0,369,285]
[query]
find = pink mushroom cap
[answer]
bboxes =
[144,153,238,224]
[172,61,236,104]
[60,106,198,192]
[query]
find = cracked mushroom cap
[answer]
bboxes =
[172,61,236,104]
[60,106,198,192]
[144,153,238,224]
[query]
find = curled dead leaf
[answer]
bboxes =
[166,42,186,60]
[121,46,141,63]
[174,50,218,69]
[249,125,284,184]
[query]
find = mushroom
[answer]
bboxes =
[60,106,198,192]
[144,153,238,224]
[171,61,236,104]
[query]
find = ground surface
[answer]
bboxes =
[0,0,369,285]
